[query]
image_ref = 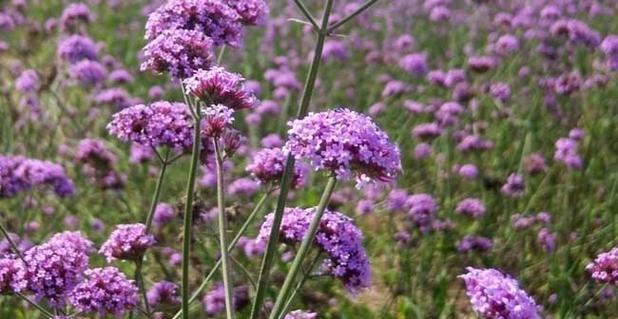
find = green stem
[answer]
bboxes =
[135,259,151,317]
[249,2,334,317]
[16,292,54,318]
[0,221,26,263]
[213,138,235,319]
[328,0,380,33]
[171,192,271,319]
[293,0,320,31]
[145,149,170,233]
[268,176,338,319]
[181,103,202,319]
[278,252,323,319]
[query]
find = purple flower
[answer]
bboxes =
[75,139,125,190]
[201,104,235,138]
[387,189,408,212]
[68,267,139,317]
[554,137,582,169]
[184,66,257,109]
[494,35,519,56]
[413,143,432,160]
[322,40,349,62]
[145,0,243,47]
[525,153,547,175]
[255,207,372,293]
[15,69,40,93]
[60,3,92,31]
[457,135,493,153]
[202,283,249,316]
[455,198,486,218]
[57,35,98,64]
[229,177,259,197]
[153,203,176,228]
[147,280,180,308]
[458,164,478,180]
[501,173,525,198]
[0,155,75,198]
[537,228,557,253]
[246,147,306,189]
[586,247,618,285]
[141,29,214,80]
[99,224,156,262]
[93,88,134,109]
[457,235,493,253]
[0,258,26,294]
[226,0,268,25]
[467,55,496,73]
[260,133,283,148]
[23,233,92,308]
[601,35,618,70]
[489,82,511,103]
[285,108,401,186]
[459,267,541,319]
[108,69,135,84]
[400,53,429,77]
[382,80,407,97]
[107,101,193,151]
[69,60,107,87]
[412,122,443,140]
[284,310,318,319]
[406,193,438,232]
[130,143,155,163]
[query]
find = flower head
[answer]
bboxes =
[246,147,306,189]
[99,224,156,262]
[285,108,401,186]
[0,155,75,198]
[69,60,107,87]
[284,310,318,319]
[459,267,541,319]
[202,283,249,316]
[455,198,486,218]
[57,35,98,64]
[586,247,618,285]
[201,104,235,138]
[184,66,257,109]
[0,258,26,294]
[147,281,180,308]
[226,0,268,26]
[69,267,139,317]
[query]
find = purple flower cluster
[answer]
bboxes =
[600,35,618,70]
[15,69,40,93]
[141,29,214,80]
[285,108,401,186]
[586,247,618,285]
[201,104,235,138]
[147,280,180,308]
[107,101,193,151]
[184,66,257,110]
[0,258,26,294]
[60,3,92,31]
[457,235,493,253]
[400,53,429,77]
[554,135,583,169]
[57,35,98,64]
[0,155,75,198]
[460,267,541,319]
[99,224,156,262]
[75,138,125,190]
[501,173,525,198]
[455,198,486,218]
[284,310,318,319]
[225,0,268,26]
[255,207,371,293]
[202,283,249,316]
[68,267,139,317]
[406,193,438,232]
[22,232,93,307]
[69,60,107,87]
[246,147,306,188]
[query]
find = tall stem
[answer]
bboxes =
[145,149,170,232]
[249,2,334,317]
[16,292,54,318]
[181,103,202,319]
[171,192,271,319]
[0,221,26,263]
[135,259,151,317]
[213,138,235,319]
[268,176,337,319]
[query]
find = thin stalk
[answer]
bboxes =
[249,1,334,317]
[145,149,170,232]
[181,102,203,319]
[171,192,271,319]
[213,138,235,319]
[135,259,151,317]
[328,0,380,34]
[278,252,323,319]
[16,292,54,318]
[293,0,320,31]
[0,221,26,263]
[268,176,338,319]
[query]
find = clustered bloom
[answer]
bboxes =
[246,147,306,188]
[57,35,98,64]
[147,281,180,308]
[23,232,93,307]
[201,104,235,138]
[145,0,243,47]
[406,193,438,232]
[457,235,493,253]
[107,101,193,151]
[284,310,318,319]
[455,198,486,218]
[285,108,401,186]
[99,224,156,262]
[141,29,214,80]
[226,0,268,26]
[202,283,249,316]
[459,267,541,319]
[255,207,371,293]
[554,136,583,169]
[15,69,40,93]
[0,155,75,198]
[74,139,125,190]
[68,267,139,317]
[60,3,92,31]
[600,35,618,70]
[184,66,257,110]
[0,258,26,294]
[586,247,618,285]
[69,60,107,87]
[399,53,428,77]
[537,228,557,253]
[501,173,525,198]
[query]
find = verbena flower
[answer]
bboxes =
[147,280,180,308]
[60,3,92,31]
[68,267,139,317]
[501,173,525,198]
[75,138,125,190]
[0,258,26,294]
[225,0,268,26]
[455,198,486,218]
[284,310,318,319]
[69,60,107,87]
[586,247,618,285]
[15,69,40,93]
[23,232,92,308]
[457,235,493,253]
[57,35,98,64]
[285,108,401,186]
[255,207,371,293]
[406,193,438,232]
[141,29,214,80]
[202,283,249,316]
[459,267,541,319]
[399,53,429,77]
[554,137,582,169]
[99,224,156,262]
[246,147,306,189]
[107,101,193,151]
[0,155,75,198]
[184,66,257,110]
[201,104,235,138]
[145,0,243,47]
